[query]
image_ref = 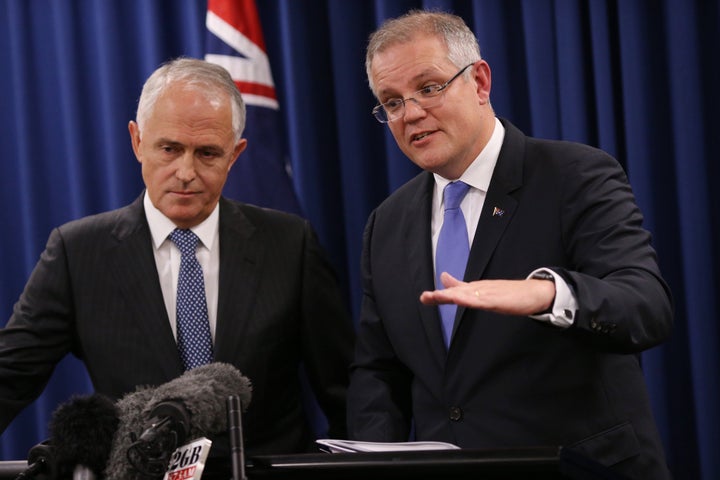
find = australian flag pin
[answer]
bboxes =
[492,207,505,217]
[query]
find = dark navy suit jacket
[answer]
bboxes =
[348,119,673,479]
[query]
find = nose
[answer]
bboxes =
[175,153,196,183]
[402,98,426,122]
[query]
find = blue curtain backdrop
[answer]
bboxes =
[0,1,718,478]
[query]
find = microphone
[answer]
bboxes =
[15,441,56,480]
[104,363,252,480]
[15,394,119,480]
[48,394,120,479]
[125,400,191,476]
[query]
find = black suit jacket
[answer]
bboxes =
[0,194,354,456]
[348,120,673,479]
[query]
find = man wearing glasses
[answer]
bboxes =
[347,10,672,480]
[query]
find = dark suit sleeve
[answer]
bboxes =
[0,227,75,433]
[299,220,356,439]
[346,210,413,442]
[551,145,673,353]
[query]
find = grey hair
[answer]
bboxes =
[365,10,482,94]
[135,57,246,143]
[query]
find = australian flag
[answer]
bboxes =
[205,0,302,215]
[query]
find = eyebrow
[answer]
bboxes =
[377,68,444,98]
[154,138,181,146]
[154,138,224,150]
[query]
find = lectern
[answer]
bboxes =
[245,446,627,480]
[1,446,628,479]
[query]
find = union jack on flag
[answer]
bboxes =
[205,0,302,214]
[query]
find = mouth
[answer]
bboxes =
[171,190,198,197]
[410,130,435,143]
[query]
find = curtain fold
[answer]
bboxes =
[662,1,719,476]
[0,1,717,477]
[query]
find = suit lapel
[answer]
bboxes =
[108,196,261,373]
[109,194,184,377]
[213,199,261,362]
[405,173,448,367]
[452,120,524,339]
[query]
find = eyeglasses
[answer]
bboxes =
[372,63,474,123]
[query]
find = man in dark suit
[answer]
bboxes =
[0,58,354,456]
[347,10,673,479]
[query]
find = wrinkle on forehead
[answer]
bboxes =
[370,36,455,97]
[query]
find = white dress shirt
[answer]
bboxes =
[143,192,220,341]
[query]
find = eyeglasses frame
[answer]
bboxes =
[371,63,476,123]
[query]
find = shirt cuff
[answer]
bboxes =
[527,268,577,328]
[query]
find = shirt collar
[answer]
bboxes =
[143,191,219,250]
[433,117,506,194]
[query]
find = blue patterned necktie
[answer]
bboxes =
[435,181,471,347]
[169,228,214,370]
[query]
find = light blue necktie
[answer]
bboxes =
[435,181,471,347]
[169,228,214,370]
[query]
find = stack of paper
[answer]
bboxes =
[316,439,460,453]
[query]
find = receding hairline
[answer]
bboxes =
[365,10,482,94]
[135,57,246,142]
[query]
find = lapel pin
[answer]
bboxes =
[492,207,505,217]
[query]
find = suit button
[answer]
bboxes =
[449,406,463,421]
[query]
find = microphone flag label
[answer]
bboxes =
[205,0,302,214]
[163,437,213,480]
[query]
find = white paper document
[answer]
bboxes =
[316,439,460,453]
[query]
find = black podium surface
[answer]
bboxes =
[1,446,626,479]
[234,446,622,480]
[247,447,566,479]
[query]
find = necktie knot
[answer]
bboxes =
[170,228,200,257]
[443,181,470,211]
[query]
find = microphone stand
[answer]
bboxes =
[226,395,247,480]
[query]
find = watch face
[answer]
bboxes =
[531,271,555,282]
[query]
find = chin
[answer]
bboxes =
[412,157,448,174]
[165,209,203,228]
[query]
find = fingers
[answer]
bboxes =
[419,287,455,305]
[419,290,439,305]
[419,272,464,305]
[439,272,462,288]
[420,273,469,305]
[420,278,555,316]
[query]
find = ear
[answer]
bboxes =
[128,121,142,163]
[471,60,492,105]
[227,138,248,170]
